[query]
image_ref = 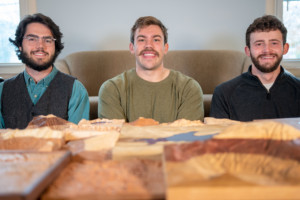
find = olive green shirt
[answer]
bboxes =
[98,69,204,123]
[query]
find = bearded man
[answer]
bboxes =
[210,15,300,121]
[0,13,89,129]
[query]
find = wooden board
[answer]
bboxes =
[42,158,165,200]
[166,169,300,200]
[168,184,300,200]
[113,124,225,160]
[0,150,71,200]
[164,140,300,200]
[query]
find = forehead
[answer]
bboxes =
[25,22,53,36]
[135,25,163,37]
[250,29,283,42]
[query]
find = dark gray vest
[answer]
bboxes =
[1,71,75,129]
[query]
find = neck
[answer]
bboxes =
[251,65,281,84]
[136,66,170,82]
[25,66,53,83]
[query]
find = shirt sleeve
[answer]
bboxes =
[210,86,230,119]
[68,80,90,124]
[177,79,204,121]
[0,82,4,129]
[98,80,126,120]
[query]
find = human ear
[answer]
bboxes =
[283,43,289,55]
[164,43,169,55]
[129,42,134,54]
[244,46,250,57]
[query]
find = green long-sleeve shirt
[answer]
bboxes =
[98,68,204,123]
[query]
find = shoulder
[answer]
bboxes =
[281,71,300,92]
[2,73,24,92]
[73,79,88,92]
[283,70,300,86]
[0,81,3,95]
[3,73,23,84]
[167,70,203,96]
[103,69,135,86]
[170,70,200,86]
[100,69,135,92]
[214,73,246,93]
[56,70,76,82]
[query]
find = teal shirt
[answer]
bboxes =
[0,67,90,128]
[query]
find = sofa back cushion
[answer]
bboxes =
[164,50,251,93]
[55,50,251,96]
[55,51,135,96]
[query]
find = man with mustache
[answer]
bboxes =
[210,15,300,121]
[0,13,89,129]
[98,16,204,123]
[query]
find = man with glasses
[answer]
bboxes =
[0,13,89,129]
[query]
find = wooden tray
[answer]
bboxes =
[163,140,300,200]
[0,150,71,200]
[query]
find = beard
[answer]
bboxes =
[250,52,282,73]
[20,49,56,72]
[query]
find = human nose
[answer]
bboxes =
[145,39,153,47]
[35,38,46,47]
[262,43,271,53]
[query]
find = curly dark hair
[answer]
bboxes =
[130,16,168,44]
[246,15,287,48]
[9,13,64,61]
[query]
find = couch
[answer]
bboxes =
[55,50,252,120]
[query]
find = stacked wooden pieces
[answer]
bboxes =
[163,121,300,200]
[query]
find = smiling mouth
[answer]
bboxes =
[259,54,276,60]
[139,48,159,57]
[143,52,156,57]
[32,51,48,58]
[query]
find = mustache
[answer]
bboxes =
[139,48,159,56]
[31,48,48,55]
[258,53,277,58]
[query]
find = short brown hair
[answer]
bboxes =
[246,15,287,48]
[130,16,168,44]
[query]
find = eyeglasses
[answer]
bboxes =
[23,35,56,46]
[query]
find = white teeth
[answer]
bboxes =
[34,53,45,56]
[144,53,155,56]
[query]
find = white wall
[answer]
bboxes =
[36,0,266,59]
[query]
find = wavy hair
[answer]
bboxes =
[130,16,168,44]
[246,15,287,48]
[9,13,64,61]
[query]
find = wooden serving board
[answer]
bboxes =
[41,158,165,200]
[167,182,300,200]
[164,140,300,200]
[0,150,71,200]
[113,124,225,160]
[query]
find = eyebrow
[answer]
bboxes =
[25,34,53,38]
[136,35,162,39]
[253,38,281,43]
[25,34,39,38]
[269,39,281,42]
